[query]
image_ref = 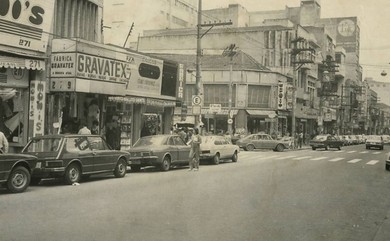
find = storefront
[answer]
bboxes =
[0,1,55,152]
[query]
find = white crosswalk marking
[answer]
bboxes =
[310,157,328,161]
[366,160,379,165]
[275,155,296,160]
[360,151,369,154]
[372,152,381,155]
[328,157,344,162]
[293,156,312,160]
[347,151,356,153]
[348,159,362,163]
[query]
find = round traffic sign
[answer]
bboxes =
[192,95,201,105]
[227,118,233,124]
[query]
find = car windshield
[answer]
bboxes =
[23,137,62,153]
[133,136,168,147]
[313,135,328,141]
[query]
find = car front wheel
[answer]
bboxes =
[212,154,220,165]
[160,156,171,171]
[232,152,238,162]
[246,144,255,151]
[275,144,284,152]
[114,158,127,178]
[64,163,81,185]
[7,166,30,193]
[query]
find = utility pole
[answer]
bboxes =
[194,0,232,129]
[290,35,315,139]
[222,44,238,134]
[123,22,134,48]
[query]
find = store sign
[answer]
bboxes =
[30,80,45,136]
[277,82,286,110]
[0,0,55,52]
[146,98,175,107]
[286,84,294,110]
[176,64,185,101]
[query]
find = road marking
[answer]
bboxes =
[372,152,382,155]
[347,151,356,153]
[293,156,312,160]
[328,157,344,162]
[348,159,362,163]
[366,160,379,165]
[335,150,345,153]
[360,151,369,154]
[310,157,328,161]
[275,155,296,160]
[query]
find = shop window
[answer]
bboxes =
[247,85,271,108]
[0,88,28,145]
[203,84,236,108]
[161,63,177,97]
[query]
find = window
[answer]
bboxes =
[203,84,236,108]
[66,137,90,152]
[88,136,108,150]
[247,85,271,108]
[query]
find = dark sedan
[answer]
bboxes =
[309,135,343,150]
[127,135,191,171]
[21,134,130,185]
[0,153,38,193]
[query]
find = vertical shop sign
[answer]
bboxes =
[30,80,45,136]
[277,82,286,110]
[286,84,293,110]
[176,64,185,101]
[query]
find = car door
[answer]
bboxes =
[220,137,233,159]
[173,136,191,162]
[87,136,116,172]
[251,135,261,149]
[66,137,95,173]
[167,136,180,164]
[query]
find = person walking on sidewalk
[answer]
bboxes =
[298,131,303,149]
[188,128,202,171]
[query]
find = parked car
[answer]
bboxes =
[200,135,240,164]
[386,152,390,171]
[382,135,390,145]
[365,135,384,150]
[309,134,343,150]
[236,133,289,152]
[127,135,191,171]
[0,153,38,193]
[21,134,129,185]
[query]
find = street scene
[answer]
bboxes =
[1,0,390,240]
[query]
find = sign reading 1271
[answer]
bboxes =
[0,0,55,52]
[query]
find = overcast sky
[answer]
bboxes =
[202,0,390,80]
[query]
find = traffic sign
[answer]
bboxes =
[228,110,234,118]
[192,105,201,115]
[192,95,202,106]
[227,118,233,124]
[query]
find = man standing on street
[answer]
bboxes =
[188,128,202,171]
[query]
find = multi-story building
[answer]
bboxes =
[103,0,198,47]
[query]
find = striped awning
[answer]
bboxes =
[0,56,45,70]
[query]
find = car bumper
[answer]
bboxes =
[366,144,383,148]
[128,156,159,166]
[310,143,325,148]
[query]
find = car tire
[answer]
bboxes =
[212,154,220,165]
[246,144,255,151]
[312,147,316,150]
[386,163,390,171]
[275,144,284,152]
[338,146,341,150]
[7,166,30,193]
[325,145,329,150]
[160,156,171,171]
[64,163,81,185]
[114,158,127,178]
[30,177,41,186]
[232,151,238,162]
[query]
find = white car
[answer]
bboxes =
[200,135,240,165]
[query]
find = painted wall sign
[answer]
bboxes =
[277,82,286,110]
[30,80,45,136]
[176,64,185,100]
[0,0,55,52]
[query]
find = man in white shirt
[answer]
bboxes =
[0,131,9,153]
[78,122,91,135]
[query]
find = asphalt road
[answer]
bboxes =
[1,144,390,241]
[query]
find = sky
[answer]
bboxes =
[202,0,390,81]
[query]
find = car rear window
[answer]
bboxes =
[133,136,167,147]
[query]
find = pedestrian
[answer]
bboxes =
[0,130,9,153]
[91,120,99,135]
[188,128,202,171]
[78,121,91,134]
[298,131,303,149]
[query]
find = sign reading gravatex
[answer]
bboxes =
[0,0,55,52]
[51,52,164,96]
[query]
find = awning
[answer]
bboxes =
[201,108,238,116]
[0,56,45,70]
[246,110,277,118]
